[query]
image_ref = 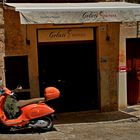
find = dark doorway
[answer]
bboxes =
[38,41,98,112]
[4,56,30,99]
[126,38,140,105]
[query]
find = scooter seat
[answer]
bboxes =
[18,97,45,107]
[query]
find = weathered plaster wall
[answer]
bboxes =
[4,8,27,55]
[118,22,137,109]
[98,23,119,111]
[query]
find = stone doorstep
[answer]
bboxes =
[121,104,140,118]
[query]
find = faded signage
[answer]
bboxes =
[82,11,98,21]
[19,9,140,24]
[38,28,94,42]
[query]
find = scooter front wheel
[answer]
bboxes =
[29,116,54,132]
[37,116,54,132]
[42,116,53,131]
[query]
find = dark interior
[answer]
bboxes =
[38,41,98,112]
[4,56,30,99]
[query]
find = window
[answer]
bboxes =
[4,56,30,89]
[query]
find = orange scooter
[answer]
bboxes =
[0,87,60,133]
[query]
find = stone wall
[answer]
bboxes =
[0,4,5,84]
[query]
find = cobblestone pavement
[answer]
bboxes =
[1,106,140,140]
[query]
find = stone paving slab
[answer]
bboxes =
[121,104,140,118]
[0,107,140,140]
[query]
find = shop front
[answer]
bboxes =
[37,28,98,112]
[2,2,140,112]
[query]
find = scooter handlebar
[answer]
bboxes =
[0,88,14,96]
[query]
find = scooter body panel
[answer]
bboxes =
[21,103,55,120]
[0,104,55,127]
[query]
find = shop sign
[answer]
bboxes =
[19,9,140,24]
[38,28,94,42]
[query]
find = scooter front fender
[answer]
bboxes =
[21,103,55,120]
